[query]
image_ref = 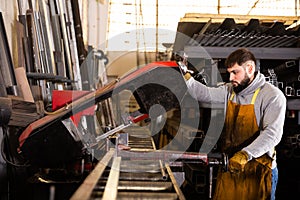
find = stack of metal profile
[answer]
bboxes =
[187,17,300,48]
[70,125,186,200]
[173,13,300,55]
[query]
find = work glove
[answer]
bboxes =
[184,72,192,80]
[229,150,249,173]
[177,61,194,80]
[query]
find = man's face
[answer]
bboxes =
[227,62,253,92]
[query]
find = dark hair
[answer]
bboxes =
[225,48,256,68]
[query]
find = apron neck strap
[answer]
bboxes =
[230,88,261,104]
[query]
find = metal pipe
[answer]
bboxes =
[209,166,213,199]
[159,160,167,180]
[117,149,208,164]
[66,0,82,90]
[56,0,74,80]
[95,180,173,191]
[39,0,56,75]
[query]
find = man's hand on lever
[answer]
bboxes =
[178,61,193,80]
[229,150,249,173]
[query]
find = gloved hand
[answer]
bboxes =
[229,151,249,173]
[184,72,192,80]
[178,61,194,80]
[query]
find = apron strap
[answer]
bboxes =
[229,88,261,104]
[229,92,235,101]
[251,88,261,104]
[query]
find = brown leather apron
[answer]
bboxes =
[213,88,273,200]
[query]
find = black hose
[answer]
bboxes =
[1,126,30,167]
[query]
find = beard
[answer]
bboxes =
[232,75,251,93]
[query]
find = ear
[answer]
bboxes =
[246,62,255,75]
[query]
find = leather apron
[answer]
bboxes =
[213,88,273,200]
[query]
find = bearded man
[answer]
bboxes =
[183,48,286,200]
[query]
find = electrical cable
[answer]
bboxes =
[1,126,30,167]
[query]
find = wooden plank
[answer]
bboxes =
[14,67,34,102]
[8,98,44,127]
[181,13,300,25]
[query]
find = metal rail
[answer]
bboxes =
[71,123,227,199]
[102,156,121,200]
[166,163,186,200]
[70,149,115,200]
[72,126,192,199]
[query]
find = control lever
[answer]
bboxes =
[208,152,228,172]
[178,61,194,75]
[178,61,208,85]
[96,113,149,142]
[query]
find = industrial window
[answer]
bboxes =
[106,0,299,52]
